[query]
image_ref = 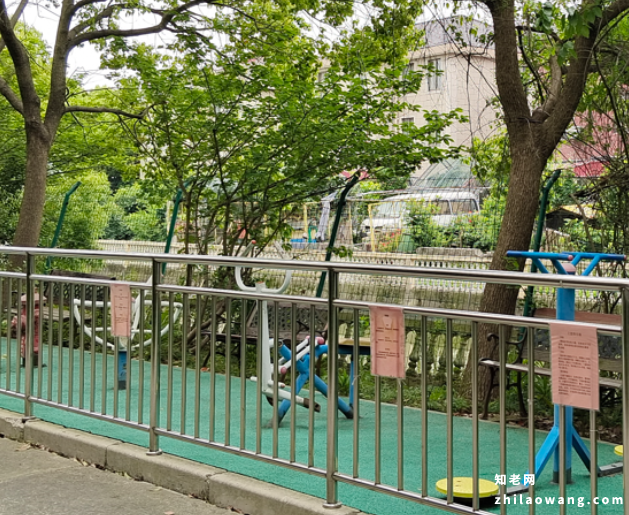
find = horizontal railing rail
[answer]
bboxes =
[2,245,628,291]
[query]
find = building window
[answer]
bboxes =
[317,70,327,82]
[402,61,415,78]
[401,117,415,131]
[427,58,442,91]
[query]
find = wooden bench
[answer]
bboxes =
[533,307,621,326]
[480,308,623,418]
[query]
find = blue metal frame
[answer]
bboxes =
[506,250,625,483]
[276,342,354,423]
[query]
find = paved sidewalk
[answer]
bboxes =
[0,436,232,515]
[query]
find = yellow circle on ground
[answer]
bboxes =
[435,477,499,499]
[614,445,623,456]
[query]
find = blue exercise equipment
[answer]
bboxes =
[506,250,624,485]
[276,339,353,423]
[235,242,353,425]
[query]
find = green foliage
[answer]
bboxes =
[407,200,444,248]
[0,25,140,249]
[103,184,167,241]
[0,105,26,196]
[104,4,464,259]
[0,25,52,235]
[470,134,510,198]
[125,210,167,241]
[377,229,405,253]
[443,196,505,251]
[50,87,138,181]
[546,170,581,211]
[519,0,613,94]
[0,192,21,244]
[567,16,629,257]
[41,172,114,250]
[404,195,504,252]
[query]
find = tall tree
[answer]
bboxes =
[0,24,136,244]
[462,0,629,385]
[118,6,465,258]
[0,0,422,256]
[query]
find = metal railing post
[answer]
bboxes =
[24,253,35,417]
[324,267,341,509]
[148,259,163,455]
[622,287,629,505]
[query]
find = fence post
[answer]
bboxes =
[621,287,629,504]
[148,259,163,455]
[24,253,35,418]
[324,267,341,508]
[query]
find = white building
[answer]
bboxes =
[401,18,497,153]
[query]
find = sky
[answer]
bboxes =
[20,1,108,86]
[18,0,178,88]
[14,0,482,90]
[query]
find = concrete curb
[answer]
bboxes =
[0,407,25,440]
[24,418,116,465]
[0,408,361,515]
[209,472,360,515]
[107,442,225,501]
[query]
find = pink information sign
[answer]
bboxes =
[110,283,132,338]
[550,322,599,410]
[370,306,405,379]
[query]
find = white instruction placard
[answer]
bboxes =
[370,306,405,378]
[110,283,132,338]
[550,322,599,410]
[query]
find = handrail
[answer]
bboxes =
[2,245,629,291]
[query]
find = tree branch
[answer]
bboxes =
[593,50,629,165]
[600,0,629,29]
[0,0,28,53]
[64,105,147,119]
[0,0,41,120]
[515,24,561,43]
[534,55,562,122]
[69,0,107,17]
[0,0,30,112]
[516,26,545,102]
[0,75,24,114]
[541,0,629,149]
[486,1,531,130]
[68,0,210,49]
[68,4,120,40]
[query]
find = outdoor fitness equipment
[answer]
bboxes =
[235,242,353,424]
[506,250,625,488]
[72,276,183,351]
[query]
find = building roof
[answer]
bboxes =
[416,17,493,50]
[409,158,478,189]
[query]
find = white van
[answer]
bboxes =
[360,191,480,235]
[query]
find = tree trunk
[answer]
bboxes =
[10,126,52,268]
[472,137,546,402]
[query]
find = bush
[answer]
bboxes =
[407,200,446,248]
[41,172,114,249]
[442,196,504,251]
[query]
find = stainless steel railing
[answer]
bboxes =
[0,246,627,515]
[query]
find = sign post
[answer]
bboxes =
[111,283,132,390]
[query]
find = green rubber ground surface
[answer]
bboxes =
[0,338,624,514]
